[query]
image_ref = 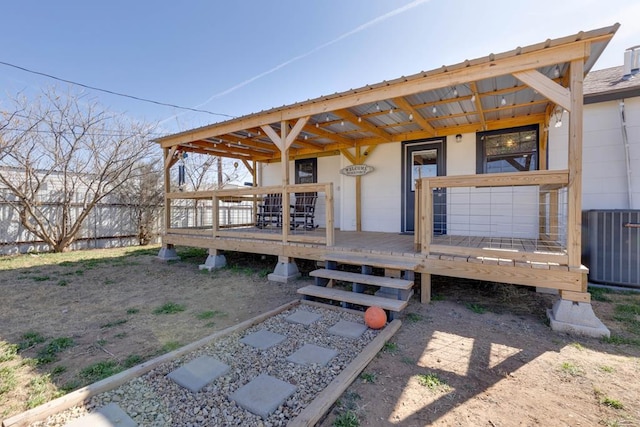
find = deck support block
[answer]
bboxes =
[547,299,610,338]
[199,250,227,271]
[157,244,180,261]
[268,256,300,283]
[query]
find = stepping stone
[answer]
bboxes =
[286,343,338,367]
[328,320,367,339]
[64,403,136,427]
[230,373,296,419]
[167,356,229,392]
[285,310,322,325]
[240,329,286,350]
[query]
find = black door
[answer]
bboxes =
[402,140,446,234]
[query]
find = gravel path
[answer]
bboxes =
[32,304,379,427]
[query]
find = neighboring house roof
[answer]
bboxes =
[584,65,640,103]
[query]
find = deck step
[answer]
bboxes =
[324,252,419,271]
[309,269,413,290]
[297,285,408,312]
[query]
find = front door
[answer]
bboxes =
[402,140,446,234]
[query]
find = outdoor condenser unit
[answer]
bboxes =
[582,210,640,288]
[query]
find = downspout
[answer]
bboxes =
[619,99,634,208]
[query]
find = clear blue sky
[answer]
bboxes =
[1,0,639,135]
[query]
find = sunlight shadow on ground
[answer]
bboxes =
[387,319,553,425]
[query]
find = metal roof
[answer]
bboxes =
[156,24,620,162]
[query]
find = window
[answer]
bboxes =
[294,158,317,184]
[476,125,538,174]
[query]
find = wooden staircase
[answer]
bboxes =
[297,253,419,319]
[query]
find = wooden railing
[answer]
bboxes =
[165,182,334,246]
[415,170,571,265]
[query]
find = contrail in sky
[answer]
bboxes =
[161,0,430,125]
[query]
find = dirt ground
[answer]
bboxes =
[1,246,639,426]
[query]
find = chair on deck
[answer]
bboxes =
[290,192,318,230]
[256,193,282,228]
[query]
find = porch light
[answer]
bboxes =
[554,106,564,128]
[357,116,362,123]
[409,113,414,121]
[316,122,319,128]
[452,87,458,97]
[554,64,561,78]
[471,94,476,102]
[341,120,345,126]
[389,108,394,115]
[500,96,507,106]
[432,105,437,115]
[455,134,462,143]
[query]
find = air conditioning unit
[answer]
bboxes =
[582,210,640,288]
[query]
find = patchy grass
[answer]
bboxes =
[466,303,487,314]
[333,410,359,427]
[153,302,186,315]
[123,355,142,368]
[37,337,75,365]
[18,331,46,351]
[405,312,423,323]
[600,365,616,373]
[602,397,624,410]
[359,372,376,383]
[570,342,585,351]
[589,286,614,302]
[560,361,584,377]
[417,372,450,391]
[126,308,140,315]
[0,342,19,363]
[161,341,181,353]
[382,342,399,354]
[78,360,122,383]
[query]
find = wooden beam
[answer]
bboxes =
[567,59,584,268]
[302,124,355,146]
[164,146,178,171]
[241,159,254,176]
[261,124,283,151]
[513,69,571,111]
[285,116,310,149]
[470,82,486,131]
[393,96,436,136]
[337,109,392,141]
[340,149,356,165]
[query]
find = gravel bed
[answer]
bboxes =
[31,304,380,427]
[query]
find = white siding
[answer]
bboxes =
[550,97,640,210]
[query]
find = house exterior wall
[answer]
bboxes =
[260,155,342,228]
[549,96,640,210]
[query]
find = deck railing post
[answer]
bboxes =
[414,179,421,252]
[212,193,219,238]
[421,178,432,255]
[325,182,334,246]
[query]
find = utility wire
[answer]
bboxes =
[0,60,236,119]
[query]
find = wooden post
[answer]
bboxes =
[421,179,432,254]
[355,146,362,232]
[414,178,422,252]
[281,121,290,242]
[421,272,431,303]
[212,193,219,238]
[325,183,335,246]
[163,148,171,232]
[567,59,584,268]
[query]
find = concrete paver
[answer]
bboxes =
[64,403,136,427]
[328,320,367,339]
[230,374,296,419]
[285,310,322,325]
[167,356,229,392]
[240,329,286,349]
[286,343,338,367]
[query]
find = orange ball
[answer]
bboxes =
[364,306,387,329]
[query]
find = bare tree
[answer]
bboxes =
[0,87,158,252]
[114,162,164,245]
